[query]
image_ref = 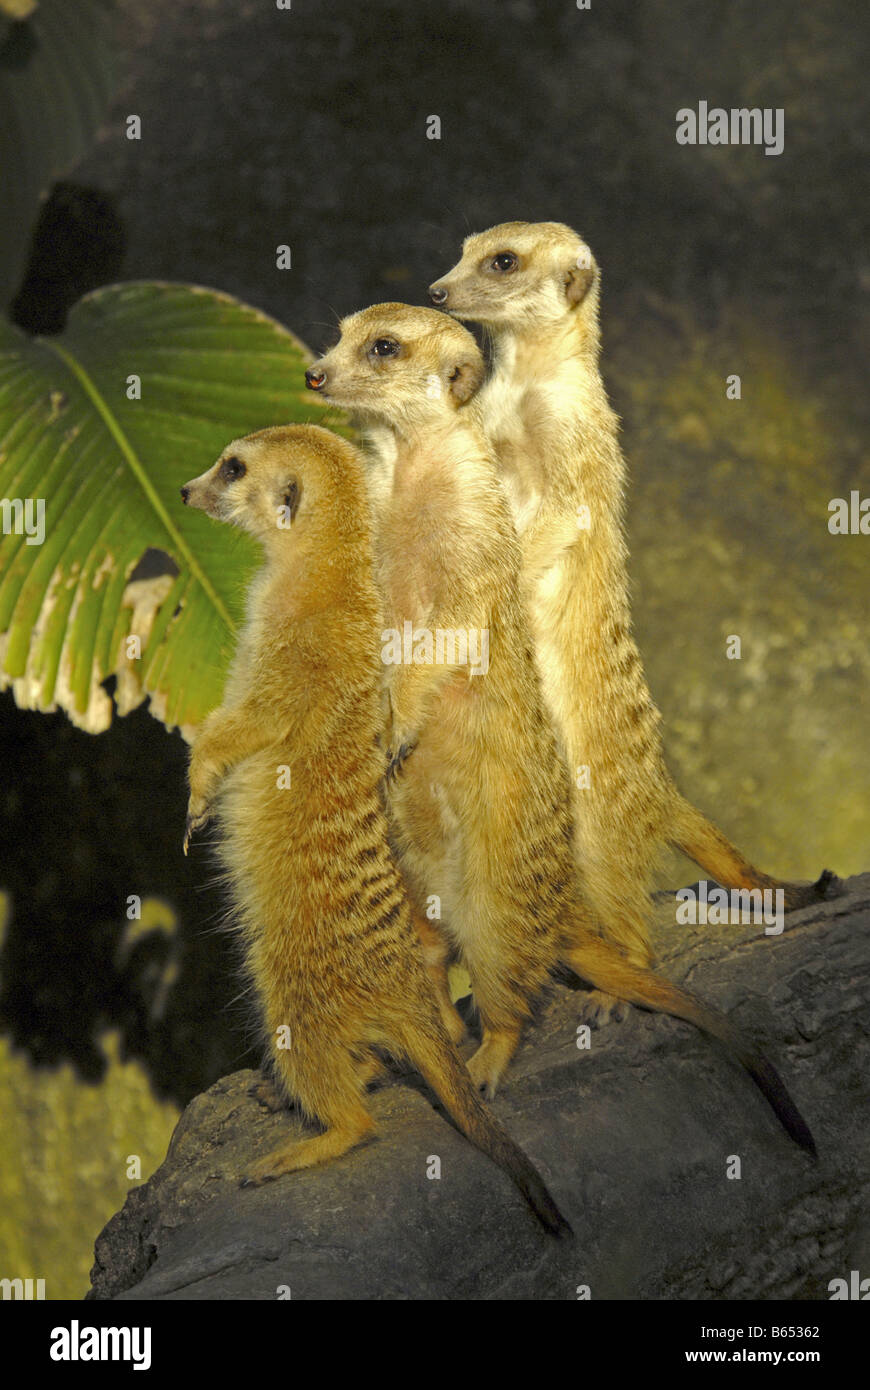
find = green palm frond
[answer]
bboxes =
[0,281,348,736]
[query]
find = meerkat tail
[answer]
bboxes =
[564,936,817,1156]
[398,1022,573,1238]
[667,793,836,912]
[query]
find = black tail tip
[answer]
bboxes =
[795,1124,819,1160]
[527,1188,574,1238]
[747,1054,818,1158]
[778,1098,818,1158]
[775,1102,817,1159]
[785,868,840,911]
[813,868,838,897]
[546,1212,575,1240]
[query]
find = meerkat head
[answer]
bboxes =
[428,221,599,330]
[180,422,362,545]
[304,302,484,428]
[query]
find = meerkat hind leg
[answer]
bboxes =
[248,1061,388,1110]
[241,1047,380,1185]
[569,880,655,1027]
[240,1102,377,1186]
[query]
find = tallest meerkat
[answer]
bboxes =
[430,221,832,1006]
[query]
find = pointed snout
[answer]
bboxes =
[428,283,449,307]
[179,473,211,512]
[305,366,327,390]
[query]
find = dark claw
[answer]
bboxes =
[386,740,416,782]
[183,810,209,855]
[248,1076,287,1113]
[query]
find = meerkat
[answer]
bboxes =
[304,304,816,1157]
[429,222,833,1012]
[180,422,572,1237]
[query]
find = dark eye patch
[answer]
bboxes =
[220,455,246,482]
[491,252,518,273]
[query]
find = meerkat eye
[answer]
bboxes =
[220,456,246,482]
[491,252,518,273]
[370,338,400,358]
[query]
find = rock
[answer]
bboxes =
[88,873,869,1301]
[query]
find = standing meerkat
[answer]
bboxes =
[305,304,816,1158]
[180,423,572,1236]
[429,222,833,1004]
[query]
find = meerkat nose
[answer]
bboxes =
[180,485,190,504]
[429,285,449,306]
[305,368,327,390]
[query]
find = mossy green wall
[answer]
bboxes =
[613,308,868,883]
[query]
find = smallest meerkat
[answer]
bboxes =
[179,423,571,1237]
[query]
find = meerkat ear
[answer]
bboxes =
[447,358,484,405]
[564,263,596,307]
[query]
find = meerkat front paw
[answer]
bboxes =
[385,736,418,782]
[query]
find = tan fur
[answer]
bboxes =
[430,221,833,1011]
[305,308,816,1156]
[179,423,571,1236]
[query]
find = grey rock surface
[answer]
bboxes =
[88,873,869,1301]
